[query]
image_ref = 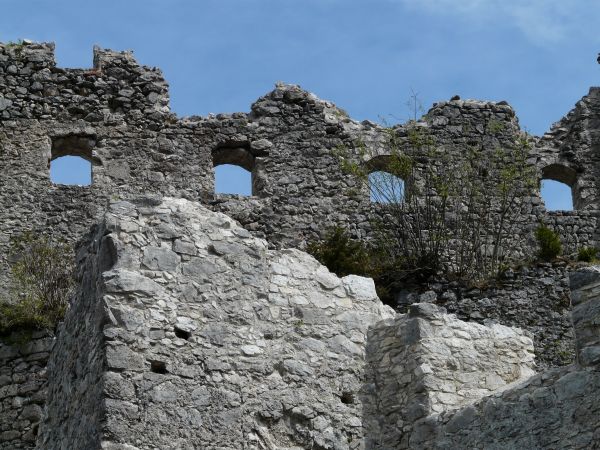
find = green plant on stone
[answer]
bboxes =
[334,102,536,288]
[535,225,562,261]
[577,246,598,263]
[307,226,371,278]
[0,232,75,335]
[307,225,403,303]
[486,119,506,135]
[5,39,26,57]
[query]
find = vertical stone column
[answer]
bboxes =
[570,266,600,367]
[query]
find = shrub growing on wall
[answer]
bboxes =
[307,227,370,278]
[307,226,403,304]
[577,246,598,263]
[0,233,74,334]
[535,225,562,261]
[335,123,536,285]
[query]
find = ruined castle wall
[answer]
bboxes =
[3,42,600,447]
[37,197,395,449]
[0,42,213,292]
[0,332,52,449]
[401,261,575,369]
[2,41,599,275]
[28,195,600,449]
[410,365,600,449]
[406,266,600,449]
[364,303,535,449]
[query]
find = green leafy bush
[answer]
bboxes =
[307,227,371,278]
[535,225,562,261]
[577,246,598,263]
[307,227,403,304]
[0,233,74,335]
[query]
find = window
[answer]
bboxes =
[541,180,573,211]
[540,164,576,211]
[214,164,252,196]
[50,156,92,186]
[212,145,255,196]
[369,171,405,203]
[366,155,405,204]
[50,135,96,186]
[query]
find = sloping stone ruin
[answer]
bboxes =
[1,41,600,448]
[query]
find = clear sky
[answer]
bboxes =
[3,0,599,208]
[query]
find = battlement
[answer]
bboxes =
[0,41,169,122]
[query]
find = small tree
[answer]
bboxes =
[0,233,74,334]
[335,122,536,285]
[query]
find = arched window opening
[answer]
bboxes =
[369,171,405,204]
[541,180,573,211]
[214,164,252,196]
[50,135,96,186]
[212,144,255,196]
[541,164,576,211]
[366,155,406,204]
[50,156,92,186]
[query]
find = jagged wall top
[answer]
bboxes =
[0,42,599,366]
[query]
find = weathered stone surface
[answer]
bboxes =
[35,198,600,449]
[401,261,577,369]
[0,333,52,450]
[37,197,395,449]
[364,303,535,448]
[402,267,600,449]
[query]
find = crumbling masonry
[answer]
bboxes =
[1,42,600,448]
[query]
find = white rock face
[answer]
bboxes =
[38,197,395,450]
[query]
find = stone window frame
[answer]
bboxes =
[212,142,257,196]
[49,134,98,186]
[540,163,578,211]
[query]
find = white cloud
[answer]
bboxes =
[394,0,595,45]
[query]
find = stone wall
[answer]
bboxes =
[37,197,395,449]
[364,303,535,449]
[398,261,575,369]
[30,200,600,449]
[2,41,600,447]
[1,40,599,279]
[0,332,53,449]
[406,266,600,449]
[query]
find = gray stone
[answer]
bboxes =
[0,96,12,111]
[142,246,181,271]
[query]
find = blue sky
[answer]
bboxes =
[3,0,599,209]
